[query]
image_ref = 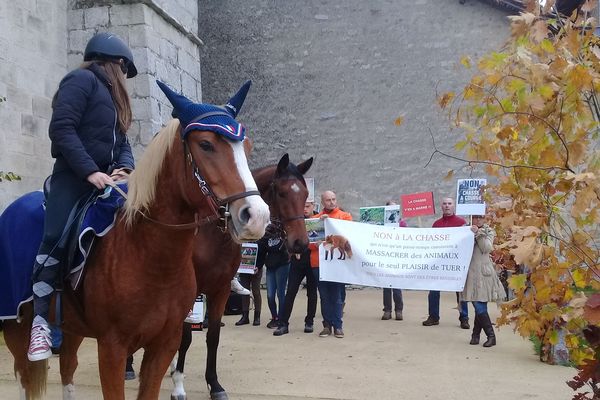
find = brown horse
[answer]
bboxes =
[169,153,312,400]
[1,111,270,399]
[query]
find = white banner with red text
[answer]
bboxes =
[319,219,474,291]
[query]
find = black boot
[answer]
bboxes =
[253,311,261,326]
[459,316,470,330]
[235,311,250,326]
[470,314,482,345]
[479,313,496,347]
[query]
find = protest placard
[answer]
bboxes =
[456,178,486,215]
[319,219,474,291]
[305,177,315,203]
[359,204,401,226]
[400,191,435,218]
[238,243,258,274]
[305,218,325,242]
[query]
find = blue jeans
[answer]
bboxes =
[318,280,344,330]
[266,263,290,319]
[472,301,488,315]
[427,291,468,320]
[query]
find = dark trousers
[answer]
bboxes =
[383,288,403,312]
[33,169,94,320]
[279,262,318,327]
[239,267,263,313]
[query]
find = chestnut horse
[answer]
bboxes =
[170,153,312,400]
[0,96,270,398]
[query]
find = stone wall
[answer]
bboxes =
[0,0,67,209]
[198,0,513,222]
[0,0,202,210]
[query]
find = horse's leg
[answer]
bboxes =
[205,290,229,400]
[138,333,182,400]
[59,332,84,400]
[170,322,192,400]
[97,339,127,400]
[3,307,48,400]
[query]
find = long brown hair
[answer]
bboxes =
[81,60,132,133]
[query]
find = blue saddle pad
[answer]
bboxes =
[0,183,127,319]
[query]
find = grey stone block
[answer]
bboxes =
[32,96,52,119]
[21,114,48,138]
[7,85,32,112]
[110,3,149,27]
[67,9,85,30]
[84,7,109,29]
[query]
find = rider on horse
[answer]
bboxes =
[28,32,137,362]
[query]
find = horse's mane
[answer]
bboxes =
[123,119,179,226]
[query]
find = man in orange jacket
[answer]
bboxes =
[312,190,352,338]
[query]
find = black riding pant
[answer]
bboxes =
[33,169,95,320]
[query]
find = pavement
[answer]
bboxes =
[0,288,576,399]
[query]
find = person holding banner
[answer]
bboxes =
[315,191,352,338]
[460,215,506,347]
[422,197,470,328]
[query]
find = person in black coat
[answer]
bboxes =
[28,32,137,362]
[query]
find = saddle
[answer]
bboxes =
[44,176,130,288]
[43,176,99,290]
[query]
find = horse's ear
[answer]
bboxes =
[296,157,314,175]
[276,153,290,175]
[243,137,253,157]
[225,80,252,118]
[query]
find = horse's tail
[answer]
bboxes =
[19,359,48,399]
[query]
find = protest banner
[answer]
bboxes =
[456,178,486,215]
[359,204,401,226]
[319,219,474,291]
[238,243,258,274]
[400,191,435,218]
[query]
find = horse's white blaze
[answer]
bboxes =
[228,141,270,238]
[290,182,301,193]
[171,371,186,397]
[63,383,75,400]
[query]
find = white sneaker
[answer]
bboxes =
[28,316,52,362]
[231,278,251,296]
[184,309,202,324]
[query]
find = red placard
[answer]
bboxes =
[400,192,435,218]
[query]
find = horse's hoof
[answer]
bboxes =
[210,391,229,400]
[170,395,186,400]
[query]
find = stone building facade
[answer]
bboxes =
[0,0,202,210]
[1,0,514,221]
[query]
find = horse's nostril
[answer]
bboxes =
[239,205,251,224]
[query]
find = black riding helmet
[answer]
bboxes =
[84,32,138,78]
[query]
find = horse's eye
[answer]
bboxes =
[199,141,214,152]
[277,191,287,198]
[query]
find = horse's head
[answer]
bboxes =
[255,154,313,253]
[155,80,270,242]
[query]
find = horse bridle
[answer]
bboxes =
[184,140,260,233]
[265,177,307,241]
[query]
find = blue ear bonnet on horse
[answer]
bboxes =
[156,80,251,141]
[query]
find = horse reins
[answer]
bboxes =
[185,141,260,232]
[107,138,260,234]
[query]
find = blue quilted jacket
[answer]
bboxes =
[49,63,134,180]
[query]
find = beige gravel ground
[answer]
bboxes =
[0,288,576,400]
